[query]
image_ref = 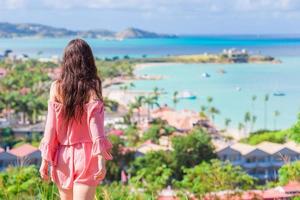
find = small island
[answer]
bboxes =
[132,48,280,64]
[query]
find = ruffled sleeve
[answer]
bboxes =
[88,100,113,160]
[39,100,59,166]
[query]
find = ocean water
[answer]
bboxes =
[0,36,300,58]
[133,57,300,131]
[1,36,300,131]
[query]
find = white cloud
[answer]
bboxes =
[0,0,299,14]
[0,0,25,9]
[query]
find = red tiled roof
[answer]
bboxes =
[283,181,300,193]
[9,144,39,157]
[109,129,124,136]
[204,188,292,200]
[158,197,179,200]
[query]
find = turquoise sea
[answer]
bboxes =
[1,36,300,130]
[133,57,300,131]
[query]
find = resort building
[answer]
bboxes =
[204,181,300,200]
[216,141,300,182]
[9,144,41,166]
[135,140,173,157]
[151,108,201,132]
[222,48,249,63]
[0,147,17,171]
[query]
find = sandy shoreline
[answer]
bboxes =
[134,62,181,72]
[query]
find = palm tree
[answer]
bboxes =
[273,110,280,130]
[238,122,245,135]
[224,118,231,131]
[207,96,213,104]
[199,105,207,118]
[120,85,128,95]
[251,95,257,113]
[144,95,160,120]
[152,87,160,101]
[244,112,251,134]
[209,106,220,123]
[131,96,145,124]
[173,91,179,110]
[250,115,257,133]
[264,94,269,129]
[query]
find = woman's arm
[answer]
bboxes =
[39,82,59,179]
[89,100,113,160]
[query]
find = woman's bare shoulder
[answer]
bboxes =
[88,90,101,103]
[49,80,61,102]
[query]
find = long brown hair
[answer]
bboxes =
[57,38,102,124]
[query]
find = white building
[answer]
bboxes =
[217,141,300,182]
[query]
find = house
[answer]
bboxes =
[157,186,179,200]
[135,140,173,157]
[222,48,249,63]
[0,147,17,171]
[204,181,300,200]
[9,144,41,166]
[151,108,201,132]
[217,141,300,182]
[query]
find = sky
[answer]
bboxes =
[0,0,299,34]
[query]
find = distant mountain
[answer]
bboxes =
[0,22,176,39]
[115,27,176,39]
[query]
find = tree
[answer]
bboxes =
[129,151,173,194]
[288,113,300,143]
[273,110,280,130]
[244,112,251,135]
[172,91,179,110]
[129,96,145,124]
[238,122,245,135]
[278,161,300,185]
[177,160,255,198]
[208,107,220,123]
[251,95,257,113]
[171,128,216,179]
[250,115,257,133]
[224,118,231,130]
[106,134,135,181]
[264,94,269,129]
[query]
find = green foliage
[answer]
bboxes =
[289,113,300,143]
[143,119,176,143]
[0,60,51,124]
[241,114,300,145]
[106,134,135,181]
[97,60,134,79]
[0,165,59,200]
[129,151,173,194]
[96,182,155,200]
[142,124,161,143]
[171,128,216,179]
[240,129,288,145]
[124,126,140,147]
[278,161,300,185]
[177,160,255,197]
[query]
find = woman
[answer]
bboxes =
[39,39,113,200]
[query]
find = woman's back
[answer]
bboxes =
[39,39,112,196]
[48,81,104,145]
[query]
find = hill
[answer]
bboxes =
[0,22,176,39]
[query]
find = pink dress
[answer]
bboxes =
[39,99,113,189]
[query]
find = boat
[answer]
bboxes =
[273,91,286,96]
[202,72,210,78]
[236,86,241,91]
[178,91,197,100]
